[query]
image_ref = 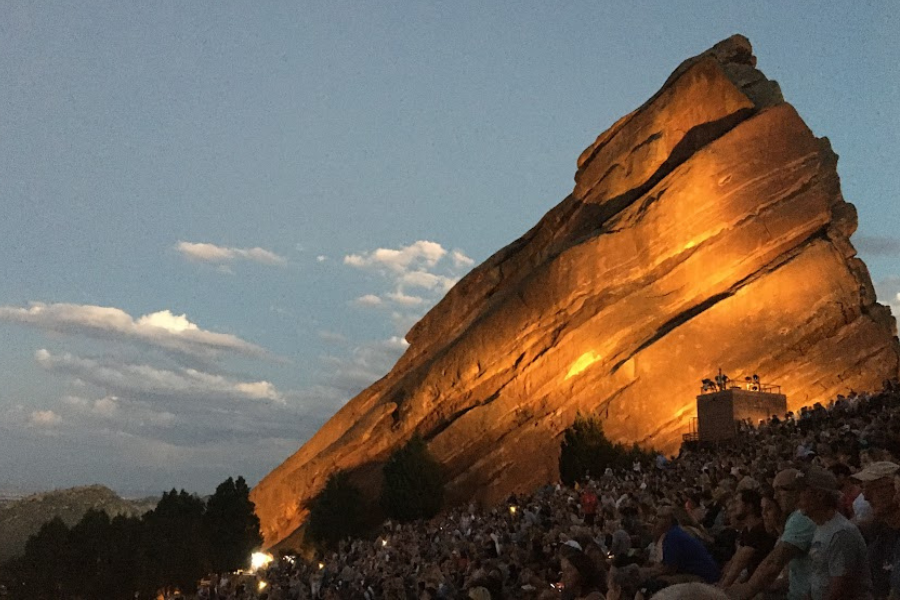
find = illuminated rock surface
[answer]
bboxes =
[252,35,899,548]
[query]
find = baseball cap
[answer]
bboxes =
[795,466,838,492]
[852,461,900,482]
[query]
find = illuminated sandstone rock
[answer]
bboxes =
[251,35,899,548]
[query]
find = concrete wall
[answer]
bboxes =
[696,389,787,442]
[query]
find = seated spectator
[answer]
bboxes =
[652,582,730,599]
[830,463,862,519]
[726,468,815,600]
[642,506,720,585]
[718,489,776,587]
[852,461,900,599]
[761,492,784,537]
[797,465,872,600]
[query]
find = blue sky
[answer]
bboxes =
[1,2,898,496]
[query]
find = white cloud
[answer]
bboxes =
[342,240,475,334]
[175,241,287,266]
[385,291,426,306]
[30,410,61,427]
[451,249,475,269]
[875,277,900,317]
[316,255,328,262]
[35,349,284,404]
[0,303,266,359]
[354,294,383,307]
[344,240,446,273]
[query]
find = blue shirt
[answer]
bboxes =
[662,524,721,583]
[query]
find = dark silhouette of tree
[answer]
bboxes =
[559,413,650,485]
[66,508,112,597]
[306,471,368,549]
[14,517,72,599]
[202,476,262,572]
[380,435,444,521]
[142,489,208,592]
[0,475,261,599]
[101,514,145,600]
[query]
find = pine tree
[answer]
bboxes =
[203,476,263,572]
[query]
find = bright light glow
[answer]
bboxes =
[381,539,388,547]
[509,505,517,515]
[566,351,602,380]
[258,581,267,591]
[318,562,325,570]
[250,552,273,572]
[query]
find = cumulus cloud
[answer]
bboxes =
[175,241,287,266]
[451,249,475,269]
[343,240,474,334]
[0,303,266,359]
[353,294,383,307]
[35,349,284,404]
[344,240,446,273]
[30,410,61,427]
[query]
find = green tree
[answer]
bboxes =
[559,413,643,485]
[306,471,368,549]
[380,435,444,521]
[203,476,263,572]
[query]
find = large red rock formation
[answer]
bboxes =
[252,35,899,548]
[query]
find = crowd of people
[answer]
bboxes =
[201,384,900,600]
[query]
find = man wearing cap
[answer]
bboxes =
[726,468,814,600]
[796,465,872,600]
[852,461,900,599]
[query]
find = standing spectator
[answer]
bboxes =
[580,486,599,526]
[797,466,872,600]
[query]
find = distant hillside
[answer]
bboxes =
[0,485,157,562]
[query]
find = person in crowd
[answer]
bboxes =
[652,582,730,600]
[718,489,776,587]
[581,485,599,526]
[726,468,815,600]
[641,505,720,585]
[761,492,784,537]
[831,463,862,519]
[852,461,900,599]
[797,465,872,600]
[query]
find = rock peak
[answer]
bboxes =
[251,37,899,550]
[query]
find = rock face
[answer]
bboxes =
[252,35,899,549]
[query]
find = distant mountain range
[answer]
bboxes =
[0,484,157,562]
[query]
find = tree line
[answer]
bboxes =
[0,476,262,600]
